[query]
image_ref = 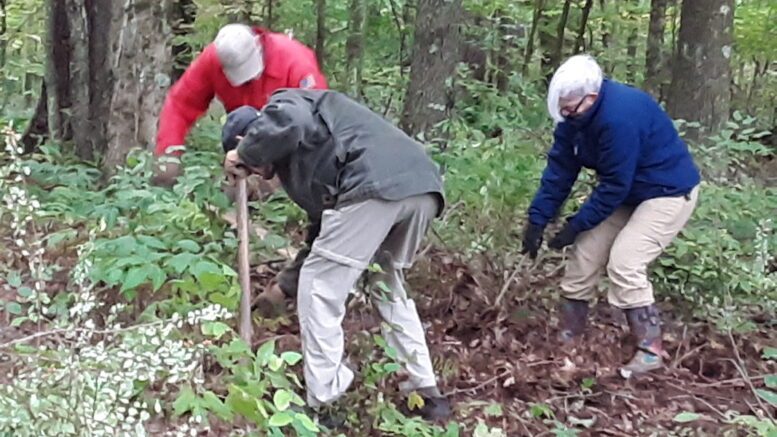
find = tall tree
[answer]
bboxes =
[103,0,174,172]
[522,0,546,76]
[667,0,735,138]
[315,0,326,66]
[344,0,366,98]
[171,0,197,82]
[573,0,594,54]
[0,0,6,68]
[27,0,173,169]
[644,0,670,99]
[401,0,462,139]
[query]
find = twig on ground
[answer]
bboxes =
[691,374,768,388]
[494,258,524,307]
[727,330,774,421]
[667,394,728,421]
[673,343,707,369]
[672,325,689,367]
[445,369,512,396]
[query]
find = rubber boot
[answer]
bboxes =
[557,297,589,342]
[621,304,664,375]
[403,386,452,421]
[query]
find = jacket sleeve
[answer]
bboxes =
[528,125,582,227]
[567,122,640,232]
[155,48,217,155]
[236,93,316,167]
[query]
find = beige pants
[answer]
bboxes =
[297,194,440,407]
[561,186,699,309]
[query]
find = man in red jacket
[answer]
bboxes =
[152,23,327,186]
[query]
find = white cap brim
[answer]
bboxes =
[224,46,263,86]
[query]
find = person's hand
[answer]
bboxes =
[548,222,579,250]
[224,148,275,186]
[151,155,182,188]
[224,149,249,179]
[521,222,545,259]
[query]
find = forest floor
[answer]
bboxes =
[225,248,776,436]
[1,237,775,436]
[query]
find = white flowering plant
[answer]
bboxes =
[0,126,317,435]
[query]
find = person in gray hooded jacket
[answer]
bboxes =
[222,88,451,421]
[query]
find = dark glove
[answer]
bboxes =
[222,105,261,153]
[150,157,181,188]
[276,246,311,298]
[548,222,579,250]
[521,223,545,259]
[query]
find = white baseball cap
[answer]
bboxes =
[214,24,265,86]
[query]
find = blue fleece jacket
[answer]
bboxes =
[528,79,701,233]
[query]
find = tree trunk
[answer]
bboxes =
[64,0,94,160]
[401,0,462,139]
[667,0,735,138]
[265,0,273,29]
[554,0,572,66]
[626,27,639,83]
[522,0,545,77]
[387,0,408,68]
[644,0,669,99]
[45,0,72,144]
[344,0,366,98]
[21,83,49,153]
[315,0,326,67]
[103,0,174,172]
[0,0,6,67]
[573,0,594,54]
[171,0,197,82]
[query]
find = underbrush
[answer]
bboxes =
[1,94,774,435]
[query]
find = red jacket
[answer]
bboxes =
[155,28,327,155]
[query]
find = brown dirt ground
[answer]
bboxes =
[243,249,776,436]
[2,243,774,436]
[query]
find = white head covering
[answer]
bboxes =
[547,54,604,123]
[214,24,265,86]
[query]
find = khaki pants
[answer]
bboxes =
[297,194,440,407]
[561,186,699,309]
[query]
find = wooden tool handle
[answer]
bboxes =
[236,176,254,345]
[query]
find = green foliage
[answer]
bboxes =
[173,338,317,435]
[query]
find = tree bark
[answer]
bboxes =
[171,0,197,82]
[644,0,669,99]
[667,0,735,138]
[573,0,594,54]
[64,0,93,160]
[103,0,174,172]
[45,0,72,144]
[21,83,49,154]
[344,0,366,98]
[401,0,462,139]
[315,0,326,67]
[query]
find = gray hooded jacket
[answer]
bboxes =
[235,89,445,232]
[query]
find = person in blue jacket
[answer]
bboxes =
[522,54,701,375]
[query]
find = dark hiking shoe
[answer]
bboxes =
[292,403,347,431]
[403,387,452,421]
[621,304,664,376]
[557,297,590,342]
